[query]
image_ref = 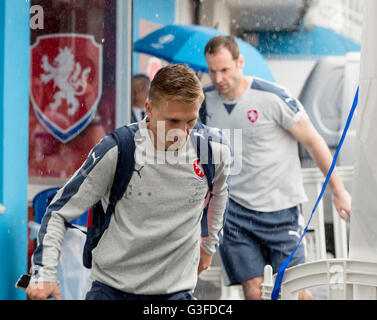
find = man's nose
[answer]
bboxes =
[176,122,189,134]
[169,122,189,140]
[167,125,188,144]
[215,72,223,84]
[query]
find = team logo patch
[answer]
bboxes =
[193,159,205,181]
[30,33,103,143]
[247,109,258,123]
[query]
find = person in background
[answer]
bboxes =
[201,35,351,300]
[131,73,150,123]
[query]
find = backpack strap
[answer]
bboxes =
[198,99,208,125]
[103,123,138,227]
[191,122,230,237]
[191,122,228,191]
[190,121,214,191]
[64,123,137,237]
[199,86,217,125]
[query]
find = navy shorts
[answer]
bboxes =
[85,281,195,300]
[220,199,306,285]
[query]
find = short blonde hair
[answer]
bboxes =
[149,64,204,105]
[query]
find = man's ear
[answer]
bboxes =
[145,99,153,118]
[237,54,245,70]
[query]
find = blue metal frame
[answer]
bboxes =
[0,0,30,299]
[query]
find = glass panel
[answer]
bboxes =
[29,0,116,178]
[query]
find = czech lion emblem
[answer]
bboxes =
[31,34,102,143]
[41,47,91,116]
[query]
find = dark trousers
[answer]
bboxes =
[85,281,195,300]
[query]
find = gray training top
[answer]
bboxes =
[203,76,308,212]
[31,118,231,295]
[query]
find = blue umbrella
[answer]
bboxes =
[134,24,275,82]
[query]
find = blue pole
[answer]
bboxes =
[0,0,30,299]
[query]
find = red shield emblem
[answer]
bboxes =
[30,34,102,143]
[247,109,258,123]
[193,159,205,181]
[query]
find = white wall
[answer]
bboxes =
[199,0,231,33]
[175,0,194,25]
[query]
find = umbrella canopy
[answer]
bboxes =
[134,24,275,82]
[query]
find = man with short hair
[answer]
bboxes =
[202,35,351,300]
[27,64,231,300]
[131,74,150,122]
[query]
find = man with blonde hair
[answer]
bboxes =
[202,35,351,300]
[27,64,231,300]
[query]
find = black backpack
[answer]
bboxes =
[65,121,227,269]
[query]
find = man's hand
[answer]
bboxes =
[198,247,213,275]
[332,187,351,221]
[26,281,62,300]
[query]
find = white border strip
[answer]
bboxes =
[116,0,133,128]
